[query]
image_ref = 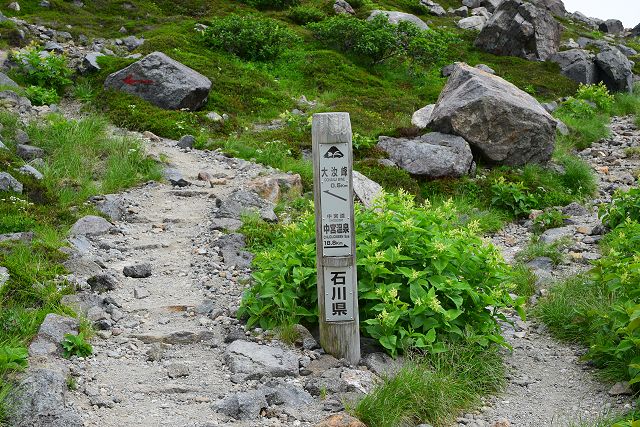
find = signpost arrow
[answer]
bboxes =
[312,112,360,364]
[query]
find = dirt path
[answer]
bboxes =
[470,116,640,427]
[56,130,344,426]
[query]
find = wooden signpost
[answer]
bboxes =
[312,112,360,364]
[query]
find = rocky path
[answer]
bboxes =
[58,132,348,427]
[463,116,640,427]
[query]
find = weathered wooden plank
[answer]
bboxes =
[312,112,360,364]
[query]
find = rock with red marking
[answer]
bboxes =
[104,51,211,111]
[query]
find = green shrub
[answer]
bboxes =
[61,333,92,358]
[200,14,300,61]
[24,85,59,106]
[600,187,640,229]
[559,97,597,119]
[11,47,72,92]
[242,0,299,10]
[0,346,28,372]
[490,177,538,217]
[532,209,567,234]
[575,82,614,112]
[308,14,461,66]
[239,191,524,356]
[288,5,326,24]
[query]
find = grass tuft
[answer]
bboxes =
[355,344,504,427]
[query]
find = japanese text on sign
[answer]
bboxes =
[324,265,355,322]
[319,142,352,257]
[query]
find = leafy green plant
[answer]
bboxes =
[199,14,300,61]
[532,209,567,234]
[575,82,615,112]
[24,85,59,105]
[288,5,326,24]
[308,15,461,66]
[352,133,376,151]
[490,177,538,217]
[600,187,640,229]
[11,47,72,92]
[61,333,93,358]
[239,192,524,356]
[559,97,597,119]
[0,346,28,372]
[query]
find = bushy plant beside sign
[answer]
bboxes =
[239,191,524,356]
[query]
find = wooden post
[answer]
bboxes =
[312,112,360,365]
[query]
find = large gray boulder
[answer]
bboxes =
[428,63,556,166]
[475,0,562,61]
[599,19,624,35]
[549,49,598,85]
[632,23,640,37]
[367,10,429,30]
[596,47,634,93]
[527,0,565,17]
[104,52,211,111]
[377,132,474,178]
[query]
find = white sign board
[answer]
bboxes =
[318,142,353,257]
[323,265,355,322]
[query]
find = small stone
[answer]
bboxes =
[167,363,190,378]
[133,287,150,299]
[16,144,44,161]
[206,112,224,122]
[492,419,510,427]
[69,215,112,236]
[0,172,23,193]
[608,381,632,396]
[313,413,367,427]
[87,274,118,293]
[7,2,20,11]
[18,164,43,180]
[177,134,195,149]
[15,130,29,144]
[143,131,161,142]
[123,262,152,278]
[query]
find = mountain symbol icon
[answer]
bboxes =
[324,146,344,158]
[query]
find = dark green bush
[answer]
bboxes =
[307,14,461,65]
[242,0,299,10]
[288,5,326,25]
[200,14,300,61]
